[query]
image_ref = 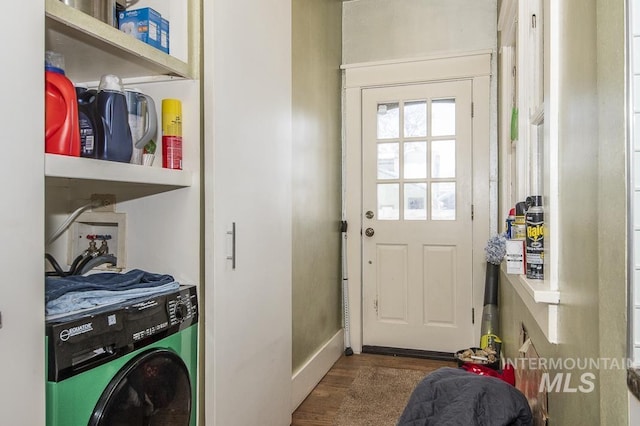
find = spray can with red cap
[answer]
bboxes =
[162,99,182,170]
[505,208,515,238]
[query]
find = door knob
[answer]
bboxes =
[365,227,375,237]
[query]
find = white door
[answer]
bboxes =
[0,2,45,425]
[362,80,475,353]
[203,0,292,424]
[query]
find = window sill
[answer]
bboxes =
[513,273,560,304]
[501,264,559,343]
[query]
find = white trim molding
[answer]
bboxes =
[343,51,492,89]
[291,329,344,412]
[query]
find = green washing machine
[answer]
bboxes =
[46,285,198,426]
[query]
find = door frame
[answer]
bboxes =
[342,51,495,353]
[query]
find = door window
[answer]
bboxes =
[375,98,457,221]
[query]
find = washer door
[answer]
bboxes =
[89,348,192,426]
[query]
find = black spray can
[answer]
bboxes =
[526,195,544,279]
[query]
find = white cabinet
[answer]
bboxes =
[0,1,201,424]
[203,0,293,424]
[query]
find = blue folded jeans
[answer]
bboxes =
[45,269,175,303]
[46,281,180,317]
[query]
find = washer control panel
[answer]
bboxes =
[168,293,197,325]
[128,285,198,343]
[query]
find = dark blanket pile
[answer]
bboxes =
[398,367,532,426]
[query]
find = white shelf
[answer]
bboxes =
[513,274,560,304]
[45,0,192,82]
[45,154,193,188]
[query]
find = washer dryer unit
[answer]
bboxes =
[46,285,198,426]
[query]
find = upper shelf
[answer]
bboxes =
[45,0,192,82]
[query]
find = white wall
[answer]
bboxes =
[343,0,497,64]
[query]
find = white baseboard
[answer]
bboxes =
[291,329,344,412]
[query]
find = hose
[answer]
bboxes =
[45,253,67,277]
[75,254,117,276]
[73,252,100,275]
[45,252,94,277]
[68,252,91,275]
[46,200,101,246]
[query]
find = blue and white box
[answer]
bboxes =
[119,7,163,51]
[160,17,170,54]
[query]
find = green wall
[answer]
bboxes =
[500,0,627,424]
[291,0,343,371]
[596,0,627,423]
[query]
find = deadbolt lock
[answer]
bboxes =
[365,210,374,219]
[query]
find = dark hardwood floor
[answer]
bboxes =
[291,353,456,425]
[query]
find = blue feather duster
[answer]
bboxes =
[485,233,507,265]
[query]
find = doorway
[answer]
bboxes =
[343,52,493,354]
